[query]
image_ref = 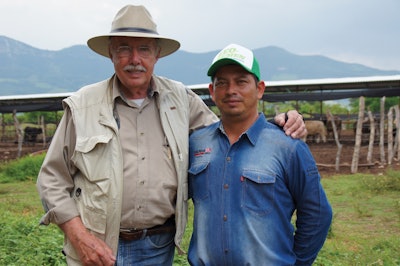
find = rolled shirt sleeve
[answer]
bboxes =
[36,108,80,225]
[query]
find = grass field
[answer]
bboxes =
[0,155,399,265]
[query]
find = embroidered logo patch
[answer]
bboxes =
[194,148,212,157]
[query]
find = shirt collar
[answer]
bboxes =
[217,113,267,146]
[111,75,159,104]
[246,113,267,145]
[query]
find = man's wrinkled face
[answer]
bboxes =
[109,37,160,94]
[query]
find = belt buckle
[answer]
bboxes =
[120,228,147,241]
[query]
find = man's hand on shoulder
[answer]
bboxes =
[274,110,307,139]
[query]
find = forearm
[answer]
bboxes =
[59,216,88,243]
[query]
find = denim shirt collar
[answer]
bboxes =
[217,113,268,146]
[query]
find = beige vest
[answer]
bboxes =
[62,75,190,264]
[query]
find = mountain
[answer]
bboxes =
[1,35,399,96]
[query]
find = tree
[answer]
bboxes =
[19,111,63,124]
[349,96,400,113]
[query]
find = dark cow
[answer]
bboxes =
[323,116,342,139]
[24,127,43,146]
[353,120,379,135]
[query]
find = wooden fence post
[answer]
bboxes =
[326,110,342,171]
[388,107,394,164]
[394,105,400,160]
[352,96,365,173]
[379,97,386,165]
[0,115,3,142]
[40,115,46,148]
[13,110,23,159]
[366,110,376,164]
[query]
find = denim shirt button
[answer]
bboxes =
[224,184,229,189]
[223,215,227,221]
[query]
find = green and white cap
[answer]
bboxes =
[207,43,260,80]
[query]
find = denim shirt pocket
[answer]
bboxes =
[71,133,113,234]
[241,169,276,216]
[188,161,210,201]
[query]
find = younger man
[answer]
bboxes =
[188,44,332,265]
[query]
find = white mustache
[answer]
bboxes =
[123,65,147,72]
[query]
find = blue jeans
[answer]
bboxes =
[116,230,175,265]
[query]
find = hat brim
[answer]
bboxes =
[87,32,180,58]
[207,58,247,77]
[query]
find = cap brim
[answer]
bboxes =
[87,33,180,58]
[207,58,245,77]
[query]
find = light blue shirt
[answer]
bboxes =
[188,114,332,265]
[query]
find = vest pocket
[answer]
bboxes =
[73,133,113,182]
[72,134,113,234]
[241,169,276,216]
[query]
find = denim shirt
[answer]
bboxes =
[188,114,332,266]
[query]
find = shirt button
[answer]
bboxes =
[224,184,229,189]
[226,157,231,162]
[75,188,81,197]
[141,157,145,160]
[140,181,145,185]
[224,249,229,253]
[223,215,227,221]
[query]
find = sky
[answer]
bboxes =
[1,0,400,71]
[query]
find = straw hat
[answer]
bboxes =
[87,5,180,58]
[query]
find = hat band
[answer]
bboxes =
[111,27,158,35]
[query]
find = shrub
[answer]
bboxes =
[0,154,45,183]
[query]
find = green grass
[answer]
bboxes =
[0,155,399,265]
[0,180,65,265]
[313,170,400,266]
[0,153,46,183]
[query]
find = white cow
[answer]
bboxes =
[302,120,327,143]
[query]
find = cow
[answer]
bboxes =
[24,127,43,146]
[302,120,327,143]
[353,120,375,135]
[323,116,342,139]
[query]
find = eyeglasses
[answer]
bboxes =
[114,45,156,58]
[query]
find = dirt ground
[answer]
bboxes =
[0,130,399,177]
[307,130,400,177]
[308,142,400,176]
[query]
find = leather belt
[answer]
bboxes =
[119,218,176,241]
